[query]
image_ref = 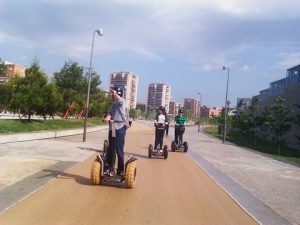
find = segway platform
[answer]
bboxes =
[171,140,188,152]
[148,144,168,159]
[90,154,137,188]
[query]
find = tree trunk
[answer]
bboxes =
[278,134,281,155]
[27,106,31,122]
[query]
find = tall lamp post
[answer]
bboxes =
[83,29,103,142]
[222,65,230,144]
[197,91,202,133]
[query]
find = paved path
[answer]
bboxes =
[0,122,257,225]
[165,125,299,225]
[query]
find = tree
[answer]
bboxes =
[268,96,293,154]
[233,112,252,134]
[0,58,6,79]
[53,61,106,118]
[248,96,260,144]
[88,89,111,118]
[21,59,48,121]
[38,83,63,119]
[129,109,138,120]
[54,61,86,116]
[257,107,272,140]
[293,104,300,144]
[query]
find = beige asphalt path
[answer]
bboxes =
[0,122,257,225]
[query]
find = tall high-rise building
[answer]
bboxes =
[169,101,182,115]
[147,83,171,112]
[183,98,199,116]
[110,71,138,109]
[0,62,25,84]
[169,101,177,115]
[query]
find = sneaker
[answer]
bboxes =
[104,169,110,176]
[117,170,124,177]
[109,170,115,176]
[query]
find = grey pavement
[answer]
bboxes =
[165,125,300,225]
[0,129,108,212]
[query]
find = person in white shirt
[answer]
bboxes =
[154,106,168,150]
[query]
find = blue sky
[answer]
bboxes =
[1,0,299,107]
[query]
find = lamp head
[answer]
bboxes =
[95,29,104,36]
[222,65,229,70]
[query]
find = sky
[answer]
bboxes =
[0,0,299,107]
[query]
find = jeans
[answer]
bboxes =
[107,126,126,172]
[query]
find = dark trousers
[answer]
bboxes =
[107,126,126,172]
[154,126,165,149]
[165,124,169,135]
[175,126,185,145]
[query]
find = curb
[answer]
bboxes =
[0,125,108,144]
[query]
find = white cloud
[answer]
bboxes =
[1,0,299,72]
[240,65,256,71]
[276,52,300,69]
[130,46,164,62]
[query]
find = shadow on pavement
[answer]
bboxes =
[125,152,148,159]
[41,169,92,186]
[41,169,128,189]
[77,147,100,152]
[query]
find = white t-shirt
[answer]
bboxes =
[157,114,166,124]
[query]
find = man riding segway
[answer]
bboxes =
[171,109,188,152]
[91,86,137,188]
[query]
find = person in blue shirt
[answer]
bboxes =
[103,86,127,176]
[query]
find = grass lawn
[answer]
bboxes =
[0,119,104,134]
[203,126,300,165]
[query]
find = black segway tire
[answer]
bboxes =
[171,141,176,152]
[103,139,109,153]
[163,145,168,159]
[125,161,137,188]
[148,144,153,158]
[90,159,101,185]
[183,141,188,152]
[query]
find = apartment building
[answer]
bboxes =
[110,71,138,109]
[0,62,25,84]
[183,98,199,116]
[147,83,171,112]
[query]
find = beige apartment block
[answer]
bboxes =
[110,71,138,109]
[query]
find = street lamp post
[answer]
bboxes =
[197,91,202,133]
[83,29,103,142]
[222,65,230,144]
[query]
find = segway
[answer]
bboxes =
[148,144,168,159]
[103,139,109,153]
[148,123,168,159]
[91,121,137,188]
[171,125,188,152]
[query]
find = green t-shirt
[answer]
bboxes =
[175,115,185,125]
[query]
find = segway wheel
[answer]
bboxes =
[163,145,168,159]
[125,161,137,188]
[90,159,101,185]
[148,144,153,158]
[171,141,176,152]
[183,141,188,152]
[103,139,109,153]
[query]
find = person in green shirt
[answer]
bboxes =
[174,109,186,145]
